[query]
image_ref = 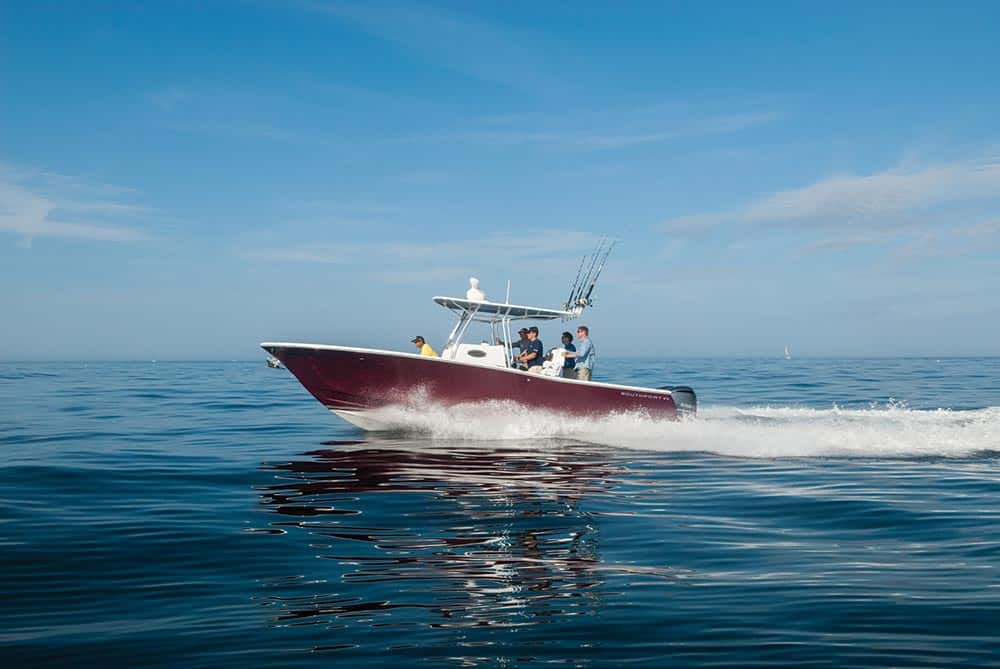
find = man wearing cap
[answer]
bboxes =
[511,328,530,351]
[509,327,531,369]
[411,336,438,357]
[517,326,544,372]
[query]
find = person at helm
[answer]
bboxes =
[410,336,438,357]
[517,326,544,372]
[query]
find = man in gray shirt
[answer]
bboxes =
[563,325,595,381]
[509,327,530,369]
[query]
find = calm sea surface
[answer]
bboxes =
[2,358,1000,667]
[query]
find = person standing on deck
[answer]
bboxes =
[509,327,530,369]
[411,336,438,357]
[560,331,577,379]
[518,326,544,372]
[562,326,595,381]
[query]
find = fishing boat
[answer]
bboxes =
[262,240,696,430]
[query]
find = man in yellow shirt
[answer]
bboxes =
[411,336,438,357]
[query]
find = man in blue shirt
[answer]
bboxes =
[563,325,595,381]
[560,331,576,378]
[518,326,544,372]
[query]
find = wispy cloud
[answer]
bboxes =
[244,230,603,283]
[284,200,401,217]
[376,266,468,284]
[660,154,1000,268]
[246,246,347,264]
[145,83,343,147]
[959,218,1000,239]
[298,1,562,92]
[414,108,782,151]
[0,163,149,245]
[796,235,887,255]
[663,155,1000,236]
[145,74,779,154]
[148,86,188,111]
[161,119,334,146]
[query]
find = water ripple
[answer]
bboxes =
[3,360,1000,667]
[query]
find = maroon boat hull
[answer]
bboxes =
[263,343,681,427]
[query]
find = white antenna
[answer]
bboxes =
[505,279,511,304]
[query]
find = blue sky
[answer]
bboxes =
[3,1,999,359]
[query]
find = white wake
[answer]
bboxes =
[357,401,1000,458]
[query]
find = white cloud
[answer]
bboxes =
[434,230,603,259]
[743,158,1000,225]
[956,217,1000,239]
[663,155,1000,235]
[376,266,467,284]
[0,165,148,244]
[300,0,561,92]
[246,246,347,264]
[416,109,782,151]
[245,230,605,283]
[796,235,888,255]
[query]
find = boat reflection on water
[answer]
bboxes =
[254,439,624,633]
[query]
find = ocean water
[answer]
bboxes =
[2,357,1000,667]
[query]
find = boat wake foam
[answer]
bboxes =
[357,401,1000,459]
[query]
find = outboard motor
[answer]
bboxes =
[661,385,697,417]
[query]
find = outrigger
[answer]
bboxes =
[262,240,696,431]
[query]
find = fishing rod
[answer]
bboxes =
[571,242,598,305]
[574,236,608,305]
[582,239,616,304]
[566,242,596,308]
[565,253,588,308]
